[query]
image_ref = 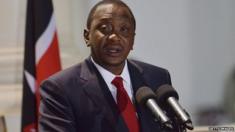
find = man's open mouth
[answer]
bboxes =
[104,46,123,56]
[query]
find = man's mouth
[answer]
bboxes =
[108,48,121,53]
[104,46,123,56]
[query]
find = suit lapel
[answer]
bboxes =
[80,58,128,132]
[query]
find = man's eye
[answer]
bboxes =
[119,26,131,37]
[99,24,112,34]
[120,26,129,33]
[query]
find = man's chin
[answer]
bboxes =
[103,59,125,67]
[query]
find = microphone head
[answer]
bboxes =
[135,86,156,106]
[155,84,179,104]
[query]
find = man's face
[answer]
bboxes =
[84,3,135,73]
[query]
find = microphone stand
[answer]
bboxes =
[173,119,193,132]
[170,110,194,132]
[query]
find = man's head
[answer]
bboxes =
[86,0,136,30]
[84,0,136,74]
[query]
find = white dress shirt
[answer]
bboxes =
[91,57,134,103]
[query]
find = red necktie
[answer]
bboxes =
[112,77,139,132]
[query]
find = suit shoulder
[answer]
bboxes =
[50,63,82,82]
[128,59,172,87]
[40,60,87,90]
[128,59,169,73]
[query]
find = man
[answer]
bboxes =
[39,1,175,131]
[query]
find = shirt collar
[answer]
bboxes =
[90,57,130,84]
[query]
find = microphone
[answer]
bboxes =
[155,84,193,130]
[135,86,173,129]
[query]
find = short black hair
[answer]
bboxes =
[86,0,136,30]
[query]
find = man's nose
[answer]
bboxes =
[108,33,120,42]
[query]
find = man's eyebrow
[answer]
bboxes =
[96,18,112,23]
[99,16,131,22]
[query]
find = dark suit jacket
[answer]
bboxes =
[39,58,175,132]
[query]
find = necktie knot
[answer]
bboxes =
[111,76,124,90]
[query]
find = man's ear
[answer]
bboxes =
[83,29,90,47]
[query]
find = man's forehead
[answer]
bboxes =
[93,3,132,20]
[95,4,113,14]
